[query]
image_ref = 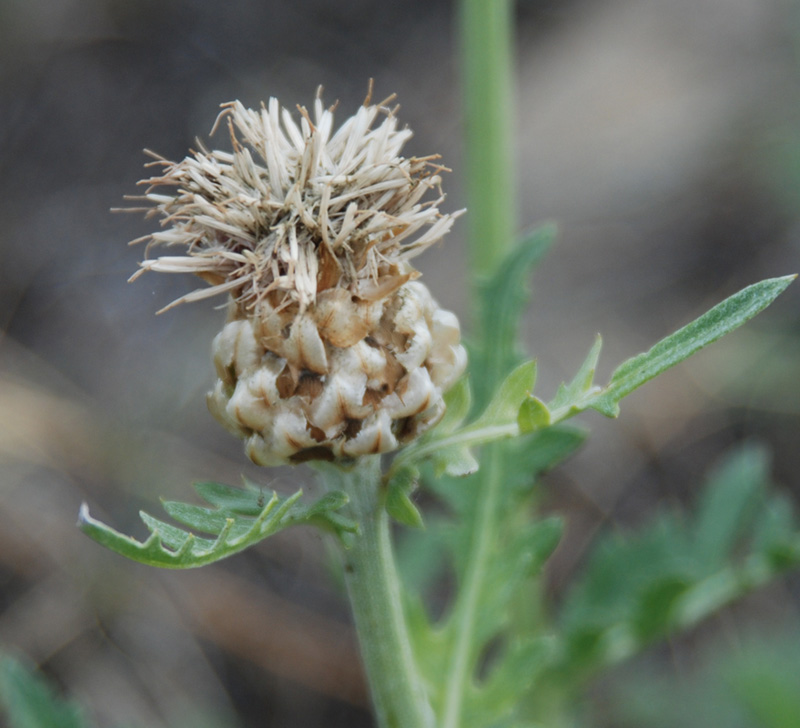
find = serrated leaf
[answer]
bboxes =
[79,483,357,568]
[556,443,800,681]
[472,224,556,409]
[193,480,265,514]
[140,511,218,552]
[587,276,795,417]
[304,490,350,517]
[162,499,263,537]
[474,518,564,652]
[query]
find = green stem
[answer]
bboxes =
[316,457,434,728]
[461,0,516,281]
[439,1,518,726]
[441,442,505,728]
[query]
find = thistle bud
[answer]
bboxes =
[131,88,466,466]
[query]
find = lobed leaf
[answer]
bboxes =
[471,224,556,409]
[79,482,357,568]
[462,636,555,728]
[192,480,266,514]
[555,444,800,679]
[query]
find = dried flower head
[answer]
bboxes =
[130,87,467,466]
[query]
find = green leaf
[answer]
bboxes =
[385,489,424,530]
[692,445,768,571]
[603,625,800,728]
[511,426,587,484]
[728,656,800,728]
[0,654,91,728]
[436,377,473,434]
[392,361,537,477]
[472,224,556,409]
[555,443,800,682]
[386,465,424,529]
[469,360,537,432]
[548,335,603,416]
[753,495,796,565]
[588,276,795,417]
[79,482,358,568]
[192,480,266,514]
[431,445,480,478]
[633,576,693,641]
[464,636,556,728]
[518,396,551,432]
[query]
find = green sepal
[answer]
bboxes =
[79,482,358,569]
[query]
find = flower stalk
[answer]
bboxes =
[460,0,516,281]
[315,457,434,728]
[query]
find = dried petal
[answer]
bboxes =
[129,90,468,466]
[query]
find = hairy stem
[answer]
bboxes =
[317,457,434,728]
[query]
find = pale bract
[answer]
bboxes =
[131,90,466,465]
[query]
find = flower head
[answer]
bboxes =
[130,88,467,466]
[133,87,461,314]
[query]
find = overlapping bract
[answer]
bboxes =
[131,92,467,465]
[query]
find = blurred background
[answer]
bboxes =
[1,0,799,725]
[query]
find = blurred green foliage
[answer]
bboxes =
[0,654,93,728]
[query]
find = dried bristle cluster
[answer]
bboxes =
[132,89,467,465]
